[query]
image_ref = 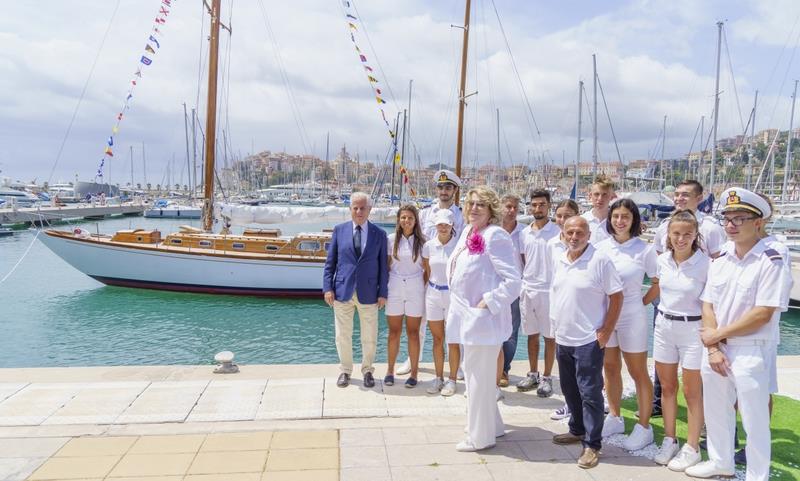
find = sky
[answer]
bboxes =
[1,0,800,187]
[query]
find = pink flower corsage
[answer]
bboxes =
[466,230,486,255]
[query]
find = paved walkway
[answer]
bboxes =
[0,357,797,480]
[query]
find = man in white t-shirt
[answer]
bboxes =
[550,216,623,469]
[686,188,785,481]
[653,180,725,257]
[498,194,526,390]
[581,174,615,246]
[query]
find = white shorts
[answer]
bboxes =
[606,316,648,353]
[520,290,552,337]
[653,313,703,370]
[386,275,425,317]
[425,287,450,322]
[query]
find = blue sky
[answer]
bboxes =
[0,0,799,186]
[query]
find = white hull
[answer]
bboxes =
[40,231,324,296]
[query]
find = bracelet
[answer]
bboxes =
[707,348,720,355]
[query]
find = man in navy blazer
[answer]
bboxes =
[323,192,388,388]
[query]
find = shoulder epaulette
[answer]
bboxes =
[764,248,783,263]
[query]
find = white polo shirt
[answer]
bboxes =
[548,235,567,258]
[419,203,465,241]
[422,234,457,287]
[700,239,785,343]
[520,221,561,291]
[582,210,610,245]
[596,236,658,325]
[722,236,792,312]
[654,210,725,256]
[551,244,624,346]
[387,233,424,278]
[656,250,710,317]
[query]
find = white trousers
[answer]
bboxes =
[464,344,504,449]
[701,343,773,481]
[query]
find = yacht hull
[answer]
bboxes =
[40,230,324,297]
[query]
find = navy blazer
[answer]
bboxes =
[322,220,389,304]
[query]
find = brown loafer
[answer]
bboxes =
[498,372,509,388]
[552,432,583,445]
[577,447,599,469]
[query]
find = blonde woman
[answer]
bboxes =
[447,186,521,451]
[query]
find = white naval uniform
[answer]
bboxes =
[386,233,425,317]
[581,210,611,245]
[422,234,457,321]
[595,237,658,352]
[653,250,709,369]
[700,240,785,481]
[653,210,725,256]
[447,224,522,449]
[519,221,561,336]
[420,203,465,242]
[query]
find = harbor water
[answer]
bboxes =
[2,216,800,368]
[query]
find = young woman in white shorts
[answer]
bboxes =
[651,210,708,471]
[596,198,659,451]
[385,205,427,388]
[422,209,458,395]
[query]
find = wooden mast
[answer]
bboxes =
[454,0,471,190]
[202,0,222,232]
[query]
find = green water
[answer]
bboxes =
[1,215,799,368]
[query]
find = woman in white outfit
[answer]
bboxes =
[651,210,707,471]
[596,198,659,451]
[385,204,427,388]
[422,209,459,395]
[447,186,522,451]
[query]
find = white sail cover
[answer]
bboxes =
[217,204,398,226]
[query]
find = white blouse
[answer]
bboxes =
[387,233,424,278]
[422,234,458,287]
[595,236,657,325]
[446,224,522,345]
[656,250,709,317]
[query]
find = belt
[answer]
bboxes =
[428,281,449,291]
[725,338,775,346]
[659,310,701,322]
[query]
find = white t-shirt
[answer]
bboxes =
[700,239,785,343]
[419,203,465,241]
[551,244,624,346]
[387,233,424,278]
[582,210,610,245]
[654,210,725,256]
[656,250,710,317]
[422,234,458,287]
[596,237,657,325]
[520,221,561,291]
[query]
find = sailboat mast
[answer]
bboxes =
[183,103,192,198]
[698,115,704,180]
[747,91,758,189]
[454,0,472,185]
[400,109,408,202]
[710,21,723,192]
[592,54,598,177]
[782,80,798,203]
[576,80,583,197]
[661,115,666,187]
[496,108,501,189]
[202,0,222,232]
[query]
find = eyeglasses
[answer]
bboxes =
[717,216,757,226]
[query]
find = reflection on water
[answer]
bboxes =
[2,217,800,367]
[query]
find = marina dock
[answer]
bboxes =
[0,204,144,226]
[0,357,798,480]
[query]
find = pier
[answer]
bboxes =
[0,204,144,226]
[0,358,798,480]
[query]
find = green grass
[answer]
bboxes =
[619,393,800,480]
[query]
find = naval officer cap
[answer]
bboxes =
[719,187,771,218]
[434,169,462,188]
[433,209,455,226]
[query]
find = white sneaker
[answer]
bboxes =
[426,377,445,394]
[456,439,494,452]
[622,423,654,451]
[440,379,457,397]
[667,444,702,472]
[550,403,571,420]
[496,387,504,401]
[653,437,679,465]
[684,460,734,478]
[396,358,412,375]
[456,367,465,380]
[601,414,625,437]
